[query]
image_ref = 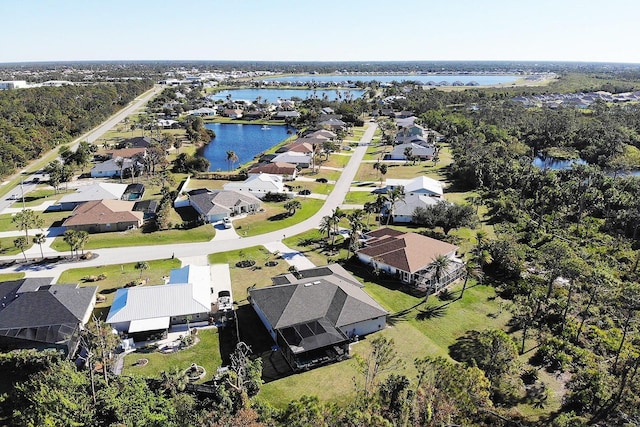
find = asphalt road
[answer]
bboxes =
[1,123,377,280]
[0,85,163,212]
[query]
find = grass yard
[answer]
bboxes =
[0,272,25,281]
[343,190,376,205]
[233,198,324,237]
[0,210,70,232]
[0,236,34,256]
[56,258,181,313]
[260,273,512,408]
[208,246,291,302]
[50,224,215,251]
[282,229,347,266]
[298,169,342,181]
[183,178,226,191]
[320,153,350,169]
[287,181,333,195]
[121,328,223,383]
[364,144,391,161]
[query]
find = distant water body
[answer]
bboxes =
[208,88,364,103]
[202,123,294,172]
[262,74,521,85]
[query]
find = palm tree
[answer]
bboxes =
[116,157,125,182]
[135,261,150,279]
[346,209,365,259]
[13,237,28,261]
[160,367,188,397]
[460,259,482,300]
[76,231,89,256]
[319,215,333,244]
[431,255,451,294]
[226,150,239,171]
[330,208,346,246]
[384,187,405,225]
[363,202,376,227]
[12,209,43,240]
[284,200,302,216]
[32,233,46,260]
[63,230,80,258]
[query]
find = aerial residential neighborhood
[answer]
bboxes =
[1,2,640,421]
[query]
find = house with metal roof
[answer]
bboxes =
[187,189,261,223]
[356,228,462,292]
[0,278,97,356]
[106,265,215,340]
[271,151,311,168]
[57,182,129,211]
[249,264,387,371]
[223,173,287,199]
[383,176,444,198]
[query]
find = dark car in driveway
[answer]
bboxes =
[315,178,328,183]
[298,189,311,195]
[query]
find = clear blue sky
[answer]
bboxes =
[2,0,639,64]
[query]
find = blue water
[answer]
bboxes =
[202,123,294,172]
[261,74,521,85]
[208,88,364,103]
[532,156,587,170]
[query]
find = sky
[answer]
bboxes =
[2,0,639,64]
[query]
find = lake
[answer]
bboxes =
[532,156,587,170]
[261,74,521,86]
[208,88,364,103]
[201,123,294,172]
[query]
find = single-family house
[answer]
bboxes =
[62,200,144,233]
[249,264,387,371]
[0,278,97,356]
[306,129,336,140]
[248,162,297,180]
[273,111,301,120]
[383,193,441,224]
[187,189,261,223]
[119,136,155,149]
[386,143,436,161]
[277,141,314,155]
[107,264,217,340]
[57,183,129,211]
[223,173,286,199]
[223,109,243,119]
[383,176,444,198]
[188,107,217,116]
[104,147,147,160]
[317,118,346,131]
[271,152,311,168]
[90,157,141,178]
[356,228,462,292]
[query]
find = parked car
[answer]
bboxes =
[298,189,311,195]
[315,177,328,183]
[223,217,232,229]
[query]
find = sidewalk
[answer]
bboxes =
[263,241,316,270]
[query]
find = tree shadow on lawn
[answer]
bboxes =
[416,304,448,320]
[267,212,290,221]
[448,330,482,364]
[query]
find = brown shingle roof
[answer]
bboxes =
[105,148,146,159]
[358,228,458,273]
[248,162,297,175]
[62,200,143,226]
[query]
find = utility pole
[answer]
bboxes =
[20,180,25,210]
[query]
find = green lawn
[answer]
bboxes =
[122,328,223,383]
[343,191,376,205]
[208,246,291,303]
[233,198,324,237]
[0,272,25,281]
[321,153,351,169]
[260,276,511,408]
[364,144,391,161]
[287,181,333,195]
[56,258,181,312]
[0,236,34,256]
[282,229,347,266]
[50,224,215,251]
[298,169,342,181]
[0,211,71,233]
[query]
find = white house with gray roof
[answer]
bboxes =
[249,264,387,371]
[223,173,287,199]
[187,189,261,222]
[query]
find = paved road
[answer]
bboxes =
[0,123,377,281]
[0,86,163,212]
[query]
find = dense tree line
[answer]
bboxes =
[0,80,152,177]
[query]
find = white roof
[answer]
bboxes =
[391,194,441,217]
[223,173,284,192]
[128,317,170,333]
[107,264,212,324]
[386,176,443,197]
[59,182,128,204]
[271,152,311,164]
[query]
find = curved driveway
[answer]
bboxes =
[3,124,377,280]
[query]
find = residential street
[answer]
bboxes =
[0,123,377,281]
